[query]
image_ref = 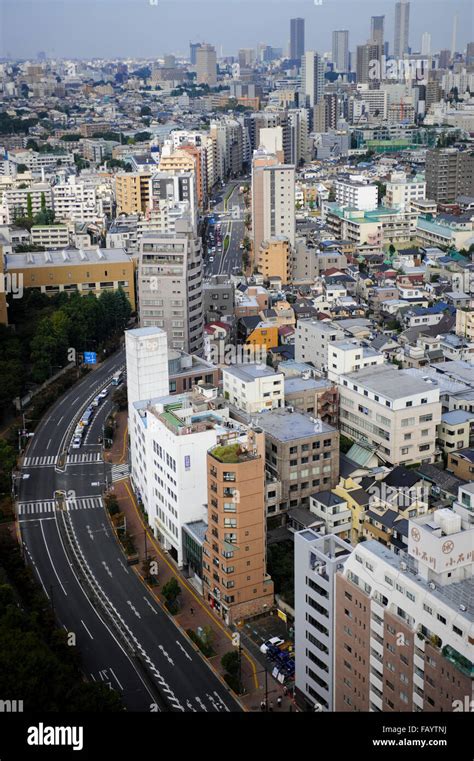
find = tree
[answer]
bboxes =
[0,439,17,495]
[221,650,240,676]
[26,193,33,220]
[161,578,181,614]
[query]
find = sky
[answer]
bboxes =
[0,0,472,60]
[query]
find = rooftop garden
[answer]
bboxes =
[211,442,243,464]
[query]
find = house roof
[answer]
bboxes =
[383,465,420,490]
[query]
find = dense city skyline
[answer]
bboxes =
[1,0,472,59]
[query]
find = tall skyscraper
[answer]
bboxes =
[189,42,201,65]
[196,43,217,85]
[370,15,385,49]
[394,0,410,57]
[332,30,349,72]
[301,50,324,107]
[421,32,431,56]
[290,17,305,61]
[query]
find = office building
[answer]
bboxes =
[394,0,410,58]
[125,326,169,409]
[138,220,203,354]
[339,365,441,466]
[256,236,292,285]
[190,42,201,65]
[301,51,324,107]
[335,483,474,712]
[290,18,305,62]
[196,43,217,85]
[421,32,431,56]
[332,30,349,73]
[4,247,135,310]
[202,428,274,624]
[371,16,385,50]
[251,149,295,255]
[294,530,352,711]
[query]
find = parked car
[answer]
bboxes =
[260,637,285,654]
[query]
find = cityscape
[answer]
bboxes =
[0,0,473,753]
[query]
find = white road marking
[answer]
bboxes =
[81,619,94,640]
[40,520,67,596]
[109,668,124,692]
[143,597,157,614]
[176,640,192,661]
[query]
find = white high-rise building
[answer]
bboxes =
[332,30,349,72]
[251,148,295,255]
[301,51,324,108]
[421,32,431,56]
[394,0,410,58]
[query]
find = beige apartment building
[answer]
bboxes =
[196,43,217,85]
[202,429,274,624]
[115,172,151,215]
[339,365,441,466]
[456,308,474,342]
[256,236,292,285]
[251,149,295,257]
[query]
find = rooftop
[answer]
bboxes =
[344,365,438,401]
[223,363,281,383]
[6,247,131,269]
[257,408,334,442]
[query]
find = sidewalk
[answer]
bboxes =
[104,411,296,712]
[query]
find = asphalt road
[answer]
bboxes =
[17,352,240,713]
[204,181,246,278]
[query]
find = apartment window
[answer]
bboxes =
[400,692,409,704]
[437,613,447,625]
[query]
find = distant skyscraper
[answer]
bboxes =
[370,16,385,49]
[301,50,324,107]
[394,0,410,57]
[439,49,451,69]
[451,14,458,57]
[332,30,349,72]
[421,32,431,56]
[290,18,305,61]
[467,42,474,67]
[189,42,201,65]
[196,43,217,85]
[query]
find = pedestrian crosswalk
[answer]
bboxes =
[18,497,103,516]
[66,452,103,464]
[111,463,129,482]
[23,455,58,467]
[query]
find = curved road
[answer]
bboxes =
[17,351,240,713]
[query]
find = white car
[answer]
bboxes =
[71,437,82,449]
[99,389,108,399]
[91,397,101,408]
[260,637,284,654]
[208,256,214,262]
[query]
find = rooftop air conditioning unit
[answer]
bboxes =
[428,581,436,590]
[459,604,467,612]
[400,561,407,571]
[287,406,294,413]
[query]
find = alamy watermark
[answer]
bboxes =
[369,56,429,85]
[0,273,23,299]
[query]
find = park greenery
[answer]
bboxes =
[1,288,131,412]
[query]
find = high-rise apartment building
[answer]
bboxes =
[356,42,382,85]
[301,51,324,107]
[332,30,349,72]
[115,172,151,215]
[425,149,474,203]
[335,483,474,712]
[251,148,295,255]
[370,16,385,50]
[196,43,217,85]
[294,530,352,711]
[290,18,305,62]
[394,0,410,58]
[202,428,274,624]
[138,219,204,354]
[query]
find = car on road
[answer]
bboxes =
[208,256,214,262]
[99,389,108,399]
[91,396,101,408]
[260,637,285,654]
[71,437,82,449]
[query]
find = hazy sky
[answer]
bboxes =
[1,0,472,60]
